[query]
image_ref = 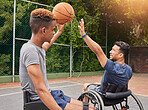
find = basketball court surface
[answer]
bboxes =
[0,74,148,110]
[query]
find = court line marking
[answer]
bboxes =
[49,81,82,84]
[0,86,21,90]
[51,83,82,89]
[0,92,22,97]
[0,81,147,97]
[0,83,82,97]
[0,81,81,90]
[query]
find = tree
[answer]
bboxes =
[98,0,148,46]
[28,0,106,74]
[125,0,148,45]
[0,0,31,75]
[0,54,11,75]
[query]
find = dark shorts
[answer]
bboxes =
[51,90,71,109]
[36,90,71,109]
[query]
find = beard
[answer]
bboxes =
[111,59,115,61]
[110,57,117,62]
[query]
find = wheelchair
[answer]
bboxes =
[23,90,49,110]
[78,82,144,110]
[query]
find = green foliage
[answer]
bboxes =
[46,45,70,73]
[1,0,147,77]
[0,54,11,75]
[124,0,148,46]
[99,0,148,46]
[0,0,29,43]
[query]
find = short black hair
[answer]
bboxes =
[115,41,130,59]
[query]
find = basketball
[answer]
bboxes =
[52,2,75,24]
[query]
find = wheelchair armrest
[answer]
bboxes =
[86,84,101,88]
[85,83,101,91]
[104,90,131,99]
[24,101,49,110]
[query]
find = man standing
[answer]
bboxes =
[19,9,94,110]
[78,19,132,93]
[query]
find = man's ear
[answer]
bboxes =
[41,27,46,34]
[119,52,124,58]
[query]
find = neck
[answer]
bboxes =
[114,59,125,66]
[30,33,43,48]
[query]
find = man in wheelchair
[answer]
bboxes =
[19,9,95,110]
[78,19,144,110]
[78,18,132,95]
[78,19,138,109]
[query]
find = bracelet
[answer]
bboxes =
[82,33,87,38]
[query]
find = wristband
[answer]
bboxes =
[82,33,87,38]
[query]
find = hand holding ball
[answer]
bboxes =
[52,2,75,24]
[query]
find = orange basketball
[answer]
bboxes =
[52,2,75,24]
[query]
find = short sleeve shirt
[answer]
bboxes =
[19,41,50,101]
[100,59,132,91]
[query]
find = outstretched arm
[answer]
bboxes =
[43,23,66,51]
[78,19,107,67]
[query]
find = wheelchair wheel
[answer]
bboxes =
[78,90,104,110]
[112,93,144,110]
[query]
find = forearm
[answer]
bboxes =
[83,35,103,55]
[43,31,62,51]
[36,88,62,110]
[78,19,107,67]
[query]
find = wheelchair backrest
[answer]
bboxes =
[23,90,31,105]
[23,90,49,110]
[101,82,128,94]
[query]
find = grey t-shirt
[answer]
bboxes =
[19,41,50,101]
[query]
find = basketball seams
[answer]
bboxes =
[53,2,74,24]
[54,10,72,18]
[60,3,73,16]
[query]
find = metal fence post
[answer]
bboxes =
[12,0,16,83]
[106,20,108,56]
[70,42,72,77]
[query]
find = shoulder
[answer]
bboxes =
[21,42,37,53]
[125,64,132,69]
[103,59,115,71]
[125,64,132,73]
[104,59,115,68]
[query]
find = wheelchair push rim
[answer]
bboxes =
[78,90,104,110]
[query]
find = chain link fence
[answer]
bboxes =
[0,0,105,83]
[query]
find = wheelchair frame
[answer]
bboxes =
[22,83,144,110]
[78,84,144,110]
[23,90,49,110]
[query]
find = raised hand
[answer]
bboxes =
[78,19,86,36]
[56,23,66,33]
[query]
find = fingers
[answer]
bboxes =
[56,23,66,27]
[81,18,84,25]
[78,25,81,30]
[80,19,84,26]
[78,19,84,28]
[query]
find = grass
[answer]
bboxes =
[0,71,104,84]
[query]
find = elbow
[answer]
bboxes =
[94,48,104,56]
[92,46,102,55]
[35,87,43,95]
[93,49,100,55]
[35,86,46,96]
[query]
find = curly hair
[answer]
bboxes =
[30,8,56,34]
